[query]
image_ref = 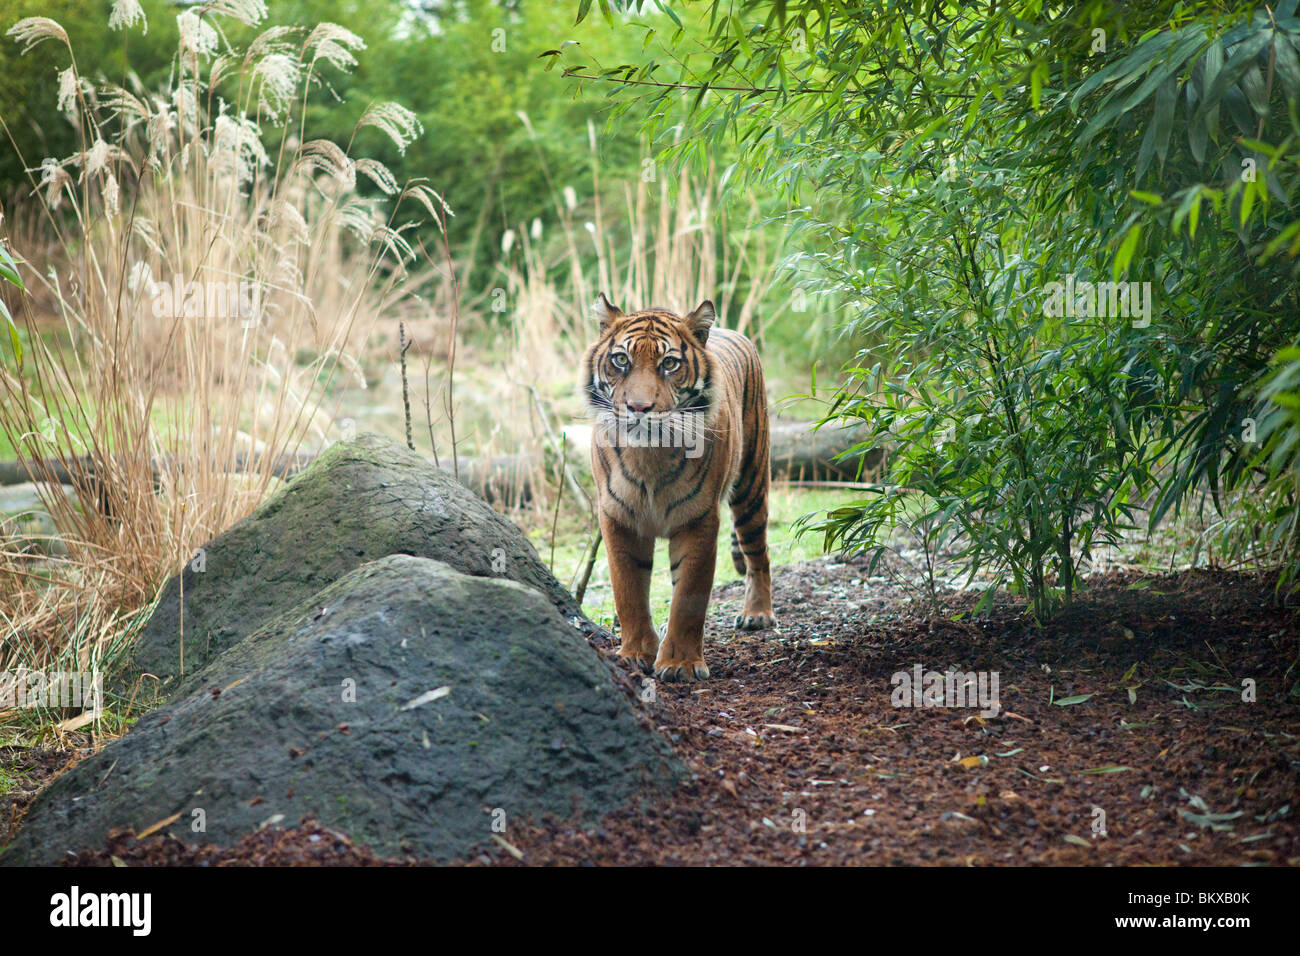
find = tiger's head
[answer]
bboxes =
[581,294,716,457]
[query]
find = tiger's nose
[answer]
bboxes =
[626,400,653,413]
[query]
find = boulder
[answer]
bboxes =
[2,555,681,865]
[125,432,591,691]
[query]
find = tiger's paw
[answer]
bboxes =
[654,657,711,682]
[734,612,778,631]
[617,648,657,674]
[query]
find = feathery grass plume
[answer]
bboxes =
[80,139,125,177]
[202,0,269,28]
[404,183,453,223]
[102,87,150,127]
[56,68,79,119]
[295,139,355,190]
[108,0,147,34]
[335,197,381,242]
[176,10,219,57]
[307,23,364,71]
[262,197,310,245]
[0,4,443,714]
[358,102,423,155]
[355,158,398,196]
[212,113,270,188]
[251,52,299,120]
[144,95,176,158]
[6,17,68,54]
[34,158,72,209]
[209,53,243,89]
[101,172,120,216]
[172,81,201,134]
[371,224,417,266]
[247,24,299,60]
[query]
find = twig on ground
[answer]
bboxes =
[399,321,414,452]
[573,527,602,606]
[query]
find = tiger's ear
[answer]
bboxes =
[593,293,622,332]
[686,299,715,345]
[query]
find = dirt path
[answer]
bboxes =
[15,558,1299,866]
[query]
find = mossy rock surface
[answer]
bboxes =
[3,555,680,865]
[125,432,590,692]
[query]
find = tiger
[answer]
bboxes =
[581,293,777,682]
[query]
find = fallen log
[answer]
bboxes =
[768,421,884,481]
[0,421,878,506]
[0,452,314,488]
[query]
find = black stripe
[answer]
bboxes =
[597,448,637,517]
[660,452,690,485]
[732,494,765,533]
[608,445,649,494]
[664,444,714,517]
[729,468,757,507]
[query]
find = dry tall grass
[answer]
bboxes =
[0,3,443,692]
[501,119,787,385]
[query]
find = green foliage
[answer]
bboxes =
[0,239,21,366]
[1247,346,1300,574]
[793,119,1156,621]
[0,0,178,189]
[577,0,1300,617]
[1032,3,1300,532]
[0,1,659,290]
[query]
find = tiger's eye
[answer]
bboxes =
[610,352,629,370]
[661,356,681,373]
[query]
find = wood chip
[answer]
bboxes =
[135,810,183,840]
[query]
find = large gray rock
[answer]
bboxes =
[124,432,592,691]
[2,555,680,865]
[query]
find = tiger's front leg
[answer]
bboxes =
[600,513,658,673]
[655,510,720,682]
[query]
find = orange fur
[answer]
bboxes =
[581,295,776,682]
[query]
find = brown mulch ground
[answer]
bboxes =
[0,745,82,849]
[492,560,1300,866]
[59,817,419,866]
[6,558,1299,866]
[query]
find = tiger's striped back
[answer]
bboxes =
[706,328,772,577]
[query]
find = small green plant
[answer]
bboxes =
[0,239,21,368]
[793,139,1156,622]
[1244,345,1300,590]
